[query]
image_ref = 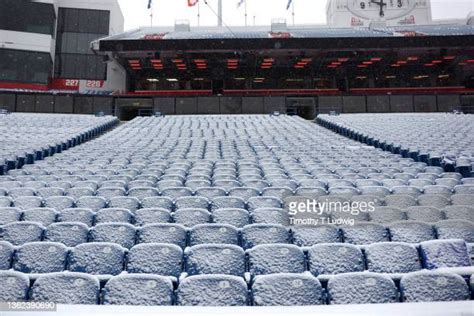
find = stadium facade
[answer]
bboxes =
[0,0,473,119]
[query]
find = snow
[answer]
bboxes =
[291,225,341,246]
[134,208,172,226]
[0,241,14,270]
[141,196,174,210]
[327,272,399,305]
[13,242,68,273]
[68,242,126,276]
[341,222,389,245]
[365,242,422,273]
[252,273,324,306]
[247,244,305,275]
[1,221,45,245]
[103,274,174,306]
[109,197,141,212]
[75,196,107,212]
[406,207,443,223]
[175,196,210,210]
[90,223,136,249]
[13,196,43,209]
[173,209,211,227]
[30,272,99,304]
[444,205,474,222]
[388,221,436,243]
[127,243,183,277]
[95,208,133,224]
[0,196,13,208]
[241,224,290,249]
[308,243,364,275]
[247,197,282,211]
[138,223,187,248]
[44,222,89,247]
[22,208,58,226]
[0,207,21,225]
[44,196,75,211]
[185,244,245,276]
[229,187,261,201]
[400,271,470,302]
[419,239,472,269]
[0,271,30,301]
[211,208,250,228]
[370,206,406,223]
[251,208,290,226]
[211,197,246,210]
[176,274,248,306]
[189,224,239,246]
[57,208,94,226]
[435,220,474,243]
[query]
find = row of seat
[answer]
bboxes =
[0,239,471,277]
[1,203,473,227]
[1,219,472,248]
[1,270,473,306]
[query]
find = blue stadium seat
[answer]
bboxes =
[365,242,422,273]
[0,207,22,225]
[22,208,57,226]
[44,196,75,211]
[211,197,246,211]
[103,274,174,306]
[451,194,474,206]
[69,242,126,276]
[90,223,136,248]
[369,206,406,223]
[13,196,43,210]
[175,196,210,210]
[400,271,470,302]
[435,220,474,242]
[134,208,171,226]
[341,222,389,245]
[388,221,436,243]
[419,239,471,269]
[195,187,227,199]
[75,196,107,212]
[0,241,14,270]
[173,208,211,227]
[189,224,239,246]
[66,187,95,199]
[95,208,133,224]
[161,187,193,200]
[247,244,305,276]
[251,208,289,225]
[176,275,248,306]
[0,271,30,301]
[241,224,290,249]
[128,187,160,200]
[291,225,341,246]
[247,197,282,211]
[0,196,13,208]
[108,196,141,212]
[308,243,364,276]
[228,187,261,201]
[212,208,250,228]
[96,187,126,200]
[406,206,444,222]
[141,196,174,210]
[252,273,324,306]
[138,224,187,248]
[0,221,45,245]
[57,208,94,226]
[30,272,100,304]
[184,244,245,276]
[44,222,89,247]
[443,205,474,222]
[327,272,399,304]
[384,194,417,208]
[127,243,183,277]
[13,242,68,273]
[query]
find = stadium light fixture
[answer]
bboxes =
[424,63,434,67]
[432,60,443,64]
[397,61,408,65]
[371,57,382,62]
[362,61,373,65]
[338,58,349,62]
[391,64,401,67]
[443,56,456,60]
[167,78,178,82]
[407,56,418,61]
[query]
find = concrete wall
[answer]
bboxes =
[437,95,460,112]
[16,95,35,112]
[54,95,74,113]
[154,97,176,114]
[198,97,220,114]
[0,93,16,112]
[414,95,437,112]
[242,97,264,114]
[390,95,414,112]
[35,95,55,113]
[367,95,390,112]
[74,97,94,114]
[318,96,343,112]
[93,97,114,115]
[220,97,242,114]
[264,96,286,113]
[176,98,198,114]
[343,96,366,113]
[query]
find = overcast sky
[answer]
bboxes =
[118,0,474,30]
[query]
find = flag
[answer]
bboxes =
[237,0,245,8]
[188,0,199,6]
[147,0,152,9]
[286,0,293,10]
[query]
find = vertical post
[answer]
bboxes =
[150,2,153,27]
[245,0,248,27]
[292,0,295,25]
[253,15,256,26]
[198,0,201,26]
[218,0,223,27]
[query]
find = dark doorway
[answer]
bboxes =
[118,107,153,121]
[286,97,316,120]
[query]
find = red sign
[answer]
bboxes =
[50,79,80,90]
[85,80,104,88]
